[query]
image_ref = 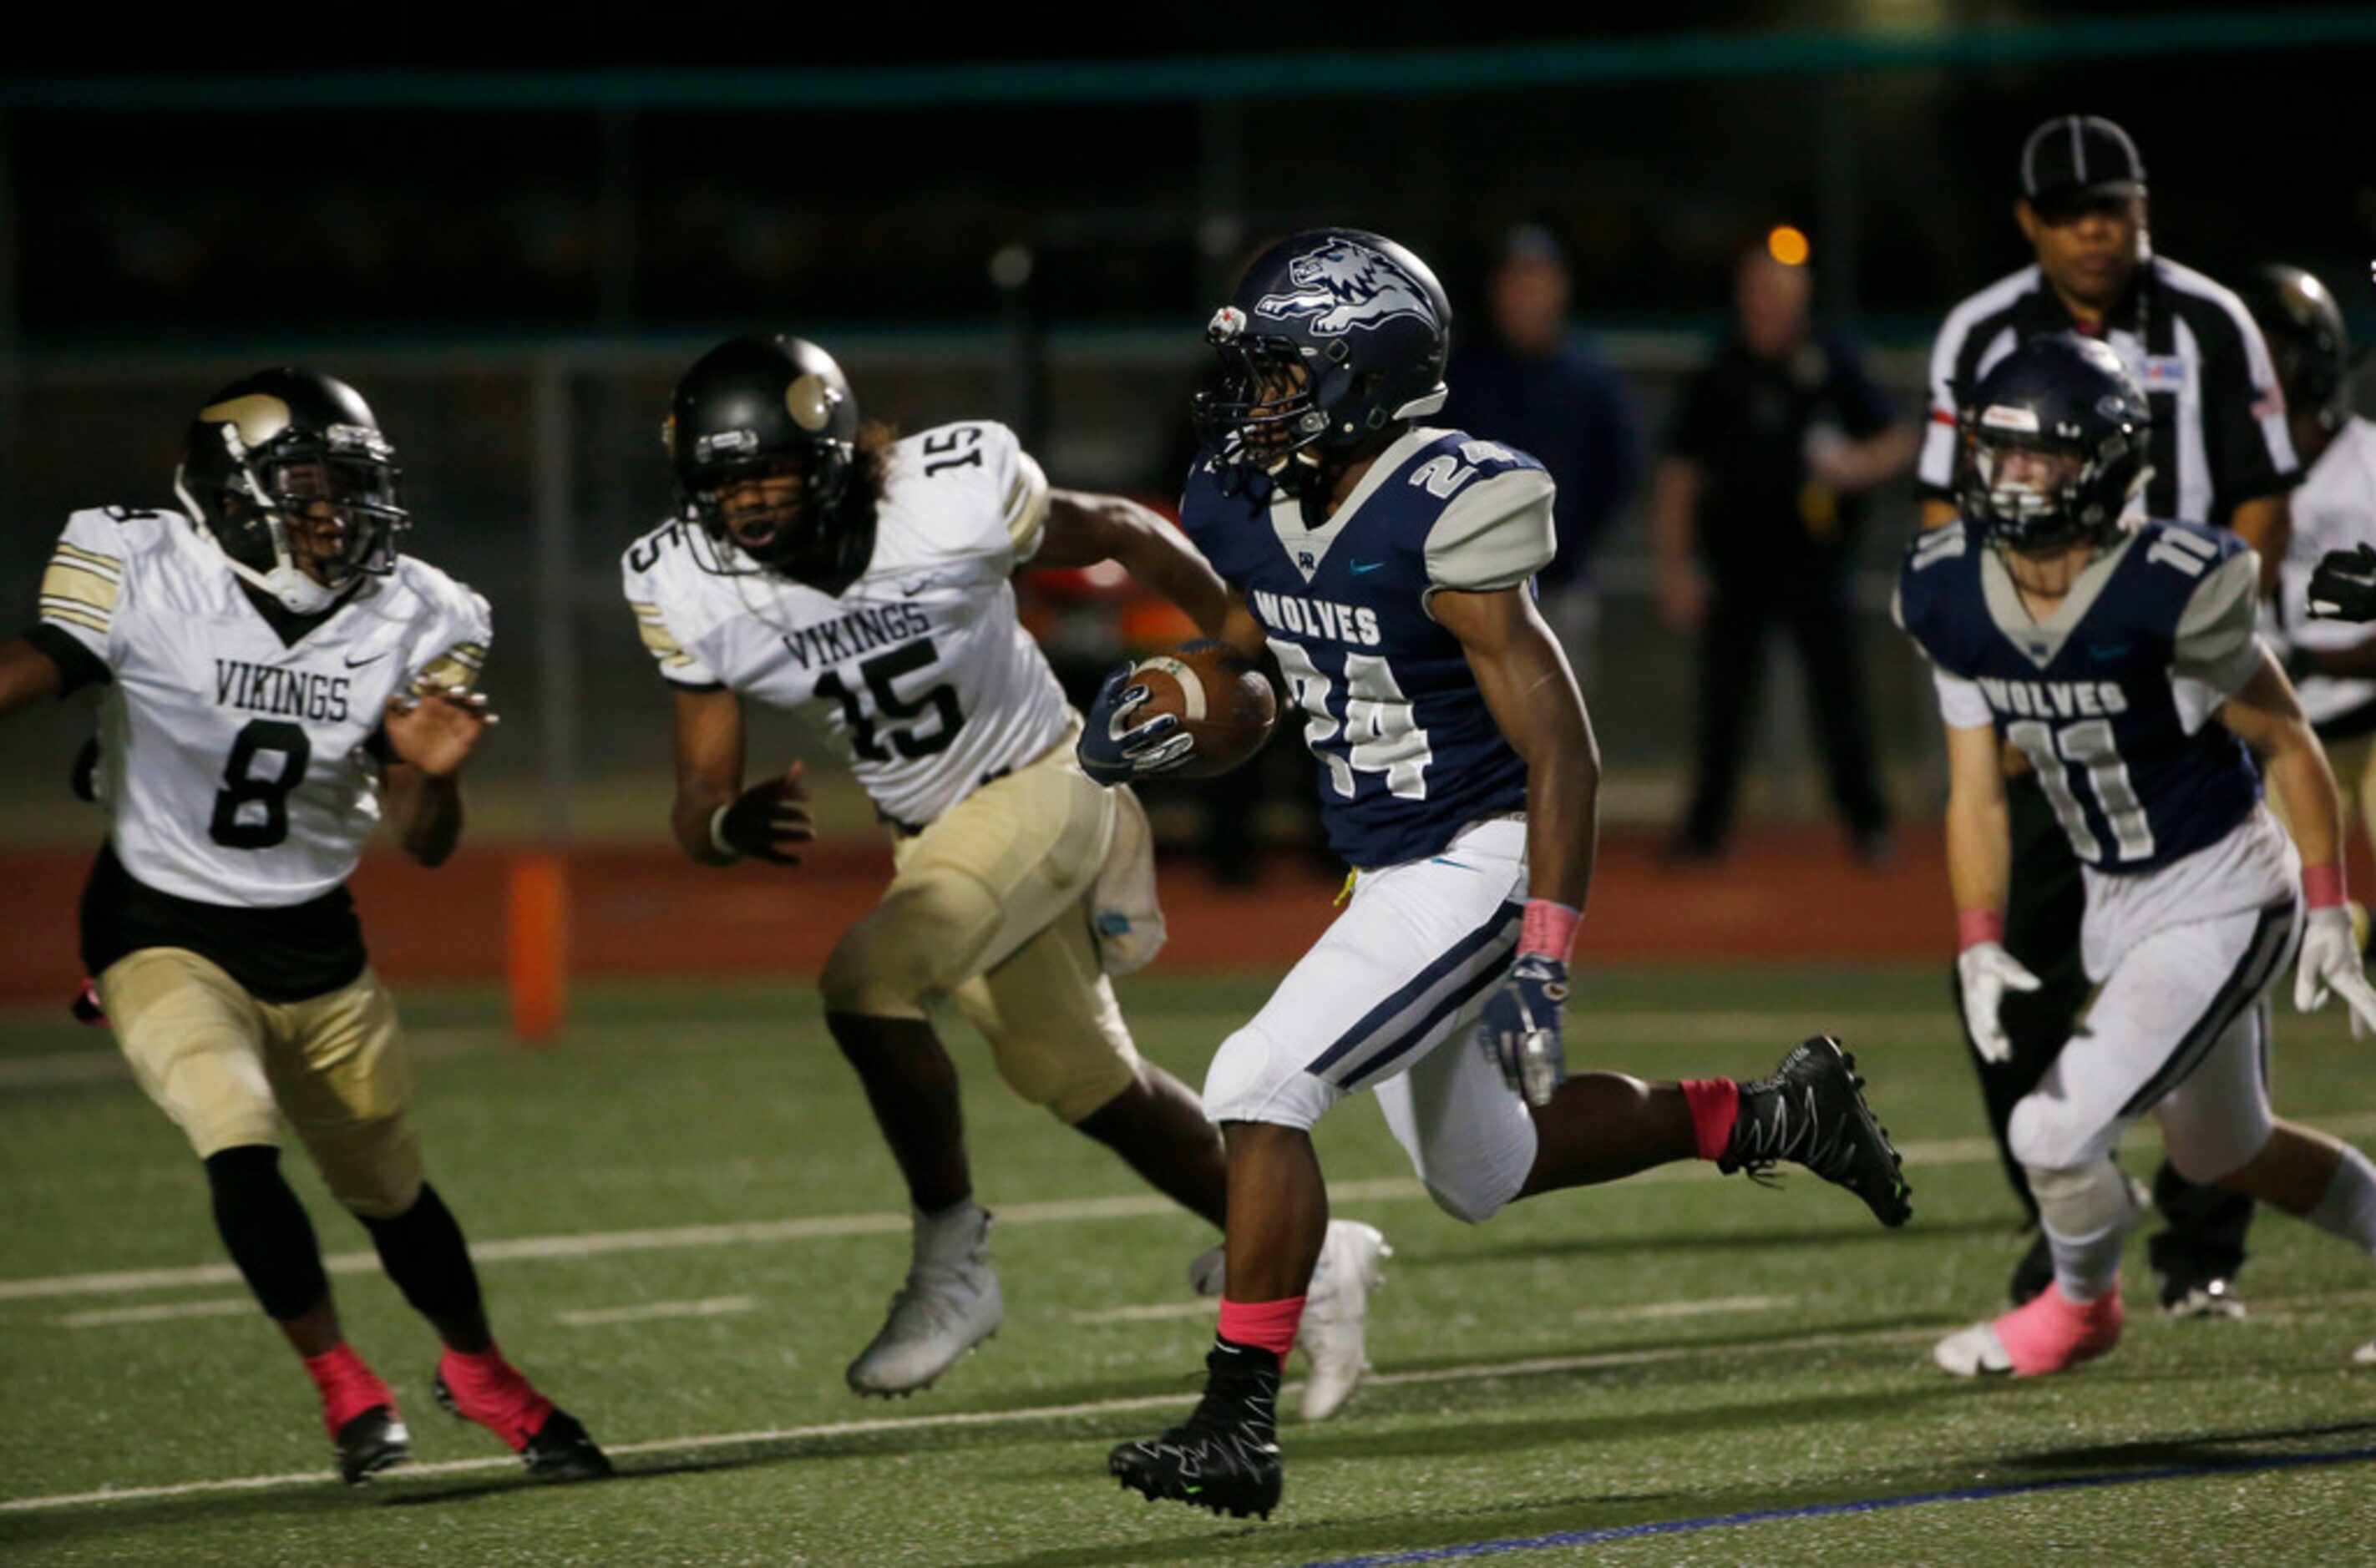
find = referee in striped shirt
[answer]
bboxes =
[1918,114,2300,1318]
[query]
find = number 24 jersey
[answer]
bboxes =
[620,421,1067,829]
[38,505,492,908]
[1894,517,2264,873]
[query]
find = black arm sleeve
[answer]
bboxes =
[23,624,110,696]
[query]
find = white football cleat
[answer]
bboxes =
[2353,1341,2376,1366]
[1933,1319,2015,1378]
[846,1203,1003,1397]
[1297,1220,1391,1422]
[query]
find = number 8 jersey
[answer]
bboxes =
[620,422,1069,829]
[1894,517,2265,873]
[37,505,492,907]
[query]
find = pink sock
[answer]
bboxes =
[302,1343,394,1437]
[1681,1079,1740,1162]
[1216,1296,1305,1363]
[1994,1282,2125,1376]
[438,1344,554,1451]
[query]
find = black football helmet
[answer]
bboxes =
[173,368,408,612]
[666,335,870,590]
[1959,333,2151,553]
[2238,263,2350,437]
[1193,228,1451,496]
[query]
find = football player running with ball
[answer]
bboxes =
[1087,230,1912,1520]
[621,336,1386,1407]
[0,371,608,1485]
[1899,335,2376,1378]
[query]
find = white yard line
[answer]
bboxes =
[56,1298,254,1328]
[0,1323,1943,1515]
[15,1120,2376,1307]
[554,1296,758,1328]
[1066,1302,1214,1325]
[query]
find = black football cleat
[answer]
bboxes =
[1108,1340,1284,1520]
[333,1404,411,1487]
[433,1372,615,1483]
[1720,1036,1913,1227]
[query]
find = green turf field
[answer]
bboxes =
[3,965,2373,1565]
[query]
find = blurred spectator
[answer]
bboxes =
[1441,225,1641,688]
[1654,234,1916,863]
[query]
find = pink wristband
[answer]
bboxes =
[1519,899,1583,962]
[1958,908,2005,950]
[2304,862,2347,911]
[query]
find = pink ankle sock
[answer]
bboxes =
[1681,1079,1740,1162]
[1216,1296,1305,1362]
[438,1345,554,1451]
[1994,1282,2125,1376]
[302,1343,393,1437]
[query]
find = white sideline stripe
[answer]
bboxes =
[0,1009,1958,1090]
[0,1323,1943,1515]
[58,1298,252,1328]
[555,1296,757,1327]
[15,1118,2376,1307]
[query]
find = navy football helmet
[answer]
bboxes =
[1193,229,1451,495]
[666,335,871,589]
[2238,263,2349,436]
[1959,333,2151,553]
[173,367,408,613]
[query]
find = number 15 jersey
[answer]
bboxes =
[621,422,1068,829]
[1894,517,2265,874]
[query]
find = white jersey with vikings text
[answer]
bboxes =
[37,506,491,907]
[2268,416,2376,726]
[621,420,1066,827]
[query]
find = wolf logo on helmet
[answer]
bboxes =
[1255,239,1441,337]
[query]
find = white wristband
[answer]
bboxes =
[707,803,742,860]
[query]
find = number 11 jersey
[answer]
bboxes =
[621,421,1069,829]
[1894,516,2265,874]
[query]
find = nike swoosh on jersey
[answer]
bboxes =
[344,651,389,668]
[1350,560,1386,574]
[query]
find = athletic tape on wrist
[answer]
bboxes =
[1519,899,1582,962]
[1958,908,2005,950]
[708,804,742,860]
[2304,862,2348,910]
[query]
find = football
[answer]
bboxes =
[1127,640,1277,779]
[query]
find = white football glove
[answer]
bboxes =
[1957,941,2042,1064]
[2293,906,2376,1039]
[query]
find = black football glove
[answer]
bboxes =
[712,763,813,864]
[2309,544,2376,624]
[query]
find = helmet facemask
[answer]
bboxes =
[177,420,408,614]
[1193,327,1335,496]
[1963,412,2143,559]
[676,424,865,590]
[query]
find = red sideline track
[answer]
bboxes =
[0,827,1979,1006]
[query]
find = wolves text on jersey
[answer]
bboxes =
[1972,677,2131,721]
[212,659,353,724]
[780,601,933,672]
[1247,589,1383,648]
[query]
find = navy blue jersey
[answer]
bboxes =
[1896,518,2265,873]
[1178,428,1558,869]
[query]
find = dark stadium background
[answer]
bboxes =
[2,3,2370,993]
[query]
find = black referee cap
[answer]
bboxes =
[2019,115,2146,210]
